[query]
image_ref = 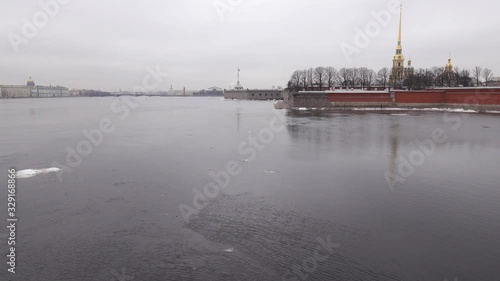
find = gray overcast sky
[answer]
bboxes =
[1,0,499,91]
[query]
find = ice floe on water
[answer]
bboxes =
[16,168,61,179]
[350,108,500,114]
[292,107,500,114]
[350,107,480,113]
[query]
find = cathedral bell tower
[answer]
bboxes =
[390,4,405,85]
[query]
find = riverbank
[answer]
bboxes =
[282,106,500,114]
[275,87,500,112]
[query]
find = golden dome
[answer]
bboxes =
[446,58,453,67]
[445,58,454,73]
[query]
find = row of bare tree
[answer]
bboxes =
[287,66,496,90]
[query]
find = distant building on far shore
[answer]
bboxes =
[225,88,283,100]
[1,77,69,98]
[69,88,82,96]
[223,69,283,100]
[193,86,224,96]
[167,85,194,96]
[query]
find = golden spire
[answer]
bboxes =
[397,3,403,51]
[390,2,405,85]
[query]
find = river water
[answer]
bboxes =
[0,97,499,281]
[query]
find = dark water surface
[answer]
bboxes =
[0,97,499,281]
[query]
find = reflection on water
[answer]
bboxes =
[280,109,500,280]
[389,121,400,191]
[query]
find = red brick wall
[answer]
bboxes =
[328,92,392,103]
[443,89,500,105]
[395,91,446,103]
[395,88,500,105]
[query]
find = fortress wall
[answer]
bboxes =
[395,91,446,103]
[291,92,332,108]
[224,90,249,100]
[281,88,500,110]
[224,90,282,100]
[442,89,500,105]
[328,92,392,103]
[395,88,500,105]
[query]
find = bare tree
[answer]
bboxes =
[314,67,326,90]
[444,69,455,87]
[325,67,337,89]
[459,69,472,87]
[377,67,390,88]
[347,68,360,88]
[306,68,314,90]
[338,68,349,88]
[357,67,375,88]
[413,68,425,90]
[426,69,436,88]
[300,70,308,91]
[453,67,461,87]
[413,68,433,90]
[432,67,445,87]
[367,69,375,87]
[288,70,302,89]
[359,67,370,88]
[483,68,494,86]
[353,68,360,87]
[288,63,490,91]
[473,66,482,86]
[405,68,416,89]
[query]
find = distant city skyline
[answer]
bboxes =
[1,0,499,91]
